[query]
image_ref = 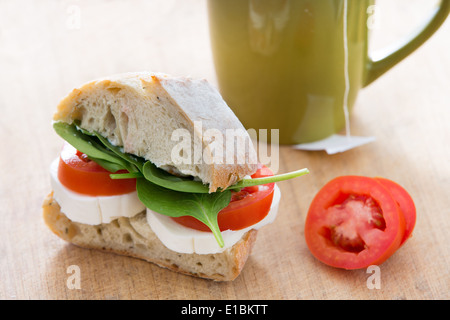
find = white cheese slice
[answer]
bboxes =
[146,184,281,254]
[49,158,145,225]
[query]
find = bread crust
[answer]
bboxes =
[53,72,258,192]
[42,192,257,281]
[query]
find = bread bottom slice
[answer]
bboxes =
[42,192,257,281]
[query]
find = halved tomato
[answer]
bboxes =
[305,176,407,270]
[172,165,275,231]
[58,142,136,196]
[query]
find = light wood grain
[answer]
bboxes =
[0,0,449,300]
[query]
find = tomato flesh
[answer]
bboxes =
[324,195,386,253]
[305,176,407,270]
[58,143,136,196]
[172,165,275,231]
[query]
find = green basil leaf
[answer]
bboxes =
[93,132,144,173]
[89,157,127,173]
[53,122,130,171]
[141,161,210,193]
[136,178,230,247]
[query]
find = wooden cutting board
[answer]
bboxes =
[1,0,448,300]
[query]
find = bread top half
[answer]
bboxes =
[53,72,258,192]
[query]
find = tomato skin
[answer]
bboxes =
[374,177,416,245]
[58,143,136,196]
[172,165,275,231]
[305,176,406,270]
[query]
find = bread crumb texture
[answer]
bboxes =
[42,192,257,281]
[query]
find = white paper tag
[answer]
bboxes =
[293,134,375,155]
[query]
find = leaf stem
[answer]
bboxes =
[228,168,310,189]
[110,172,144,179]
[211,226,225,248]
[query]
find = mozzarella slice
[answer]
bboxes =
[146,184,281,254]
[49,158,145,225]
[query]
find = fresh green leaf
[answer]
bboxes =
[53,122,131,172]
[136,178,231,247]
[93,132,143,173]
[89,157,128,173]
[141,161,210,193]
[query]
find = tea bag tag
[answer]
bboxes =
[293,134,375,155]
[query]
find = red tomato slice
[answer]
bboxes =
[305,176,406,270]
[57,143,136,196]
[374,177,416,246]
[172,165,275,231]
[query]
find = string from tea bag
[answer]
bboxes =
[294,0,375,153]
[343,0,351,139]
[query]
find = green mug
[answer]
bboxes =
[207,0,449,144]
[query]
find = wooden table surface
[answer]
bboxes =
[1,0,449,300]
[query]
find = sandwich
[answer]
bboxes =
[43,72,308,281]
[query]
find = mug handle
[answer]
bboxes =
[364,0,450,87]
